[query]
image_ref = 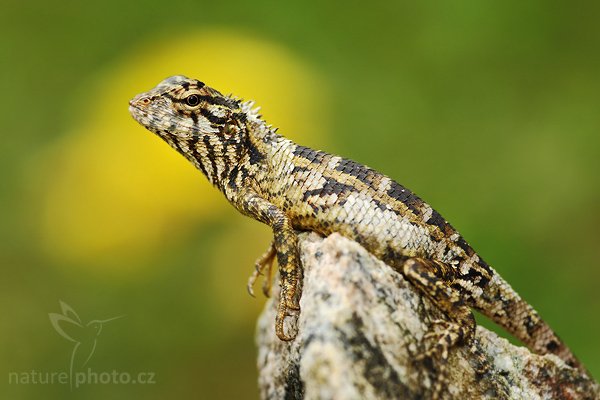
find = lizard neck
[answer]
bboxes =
[176,109,275,192]
[220,114,281,202]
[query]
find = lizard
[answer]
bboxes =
[128,75,583,372]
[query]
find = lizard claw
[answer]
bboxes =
[262,278,272,298]
[276,295,298,341]
[246,279,256,298]
[249,242,276,298]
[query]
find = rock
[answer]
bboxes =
[256,233,599,400]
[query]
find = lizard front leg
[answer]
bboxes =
[237,190,301,341]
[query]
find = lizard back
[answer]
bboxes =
[252,136,580,367]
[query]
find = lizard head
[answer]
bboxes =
[129,75,244,139]
[129,76,253,186]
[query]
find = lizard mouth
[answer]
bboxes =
[128,103,141,113]
[128,100,148,123]
[128,99,144,112]
[128,105,143,123]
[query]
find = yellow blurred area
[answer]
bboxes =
[34,29,330,274]
[209,217,273,323]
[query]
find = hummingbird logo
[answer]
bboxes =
[49,301,123,389]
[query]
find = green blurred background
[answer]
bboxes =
[2,1,599,398]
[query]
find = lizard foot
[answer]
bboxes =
[247,241,276,298]
[417,319,468,361]
[401,257,475,360]
[275,289,299,341]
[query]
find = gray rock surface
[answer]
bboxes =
[256,233,599,400]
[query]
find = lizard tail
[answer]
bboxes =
[473,270,584,372]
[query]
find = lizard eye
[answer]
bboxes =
[185,94,200,107]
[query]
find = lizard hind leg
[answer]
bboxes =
[401,258,476,361]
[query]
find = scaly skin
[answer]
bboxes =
[129,76,583,371]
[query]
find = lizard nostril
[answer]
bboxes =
[129,97,151,108]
